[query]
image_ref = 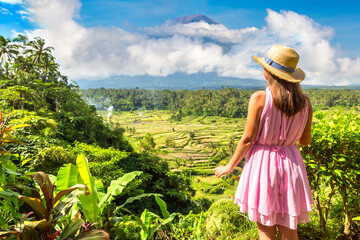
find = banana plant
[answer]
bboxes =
[133,196,177,240]
[56,154,142,224]
[17,172,87,239]
[0,171,110,240]
[0,113,30,229]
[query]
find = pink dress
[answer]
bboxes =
[234,87,313,230]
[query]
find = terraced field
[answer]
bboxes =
[100,110,247,200]
[104,110,245,174]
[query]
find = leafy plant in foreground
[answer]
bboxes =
[0,113,30,229]
[0,112,30,154]
[301,112,360,237]
[0,171,110,239]
[130,195,177,240]
[57,154,143,226]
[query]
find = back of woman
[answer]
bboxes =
[256,87,308,146]
[214,45,314,240]
[235,86,313,230]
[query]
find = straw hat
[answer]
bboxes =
[253,45,305,83]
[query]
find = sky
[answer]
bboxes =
[1,0,360,86]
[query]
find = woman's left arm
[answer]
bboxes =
[213,91,265,178]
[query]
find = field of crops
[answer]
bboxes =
[100,110,247,199]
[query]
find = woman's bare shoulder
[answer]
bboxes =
[249,90,266,108]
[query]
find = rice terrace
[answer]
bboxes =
[103,110,245,198]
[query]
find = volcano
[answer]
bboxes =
[173,14,219,25]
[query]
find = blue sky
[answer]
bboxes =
[1,0,360,85]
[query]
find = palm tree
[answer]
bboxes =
[0,36,18,67]
[12,34,28,44]
[24,37,55,74]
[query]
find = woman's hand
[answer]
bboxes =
[213,165,232,178]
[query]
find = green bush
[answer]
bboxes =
[205,199,257,239]
[140,133,156,152]
[112,218,139,240]
[32,146,75,174]
[301,112,360,237]
[70,142,196,215]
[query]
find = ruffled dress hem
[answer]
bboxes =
[234,199,311,230]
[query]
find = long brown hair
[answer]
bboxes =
[266,70,308,117]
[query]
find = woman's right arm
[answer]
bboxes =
[213,91,265,178]
[299,101,313,146]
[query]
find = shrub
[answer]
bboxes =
[301,112,360,237]
[205,199,256,238]
[140,133,156,152]
[32,146,75,174]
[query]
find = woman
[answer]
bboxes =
[214,45,313,240]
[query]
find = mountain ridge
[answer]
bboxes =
[75,72,360,90]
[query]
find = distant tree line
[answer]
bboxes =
[79,88,360,118]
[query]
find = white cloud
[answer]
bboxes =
[145,21,259,44]
[22,0,360,85]
[0,7,11,15]
[17,10,33,21]
[0,0,22,4]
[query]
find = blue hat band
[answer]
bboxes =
[265,56,295,73]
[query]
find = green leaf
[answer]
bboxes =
[149,224,162,239]
[316,171,332,177]
[3,167,20,176]
[155,196,170,219]
[56,163,79,194]
[95,179,105,193]
[119,193,162,208]
[161,213,176,226]
[353,216,360,221]
[334,169,342,178]
[76,154,100,223]
[95,180,106,208]
[73,229,110,240]
[140,209,151,240]
[3,158,19,182]
[59,218,85,239]
[308,163,318,169]
[99,171,142,208]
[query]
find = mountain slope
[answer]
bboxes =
[76,72,265,90]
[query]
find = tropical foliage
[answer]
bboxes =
[1,33,360,239]
[301,112,360,238]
